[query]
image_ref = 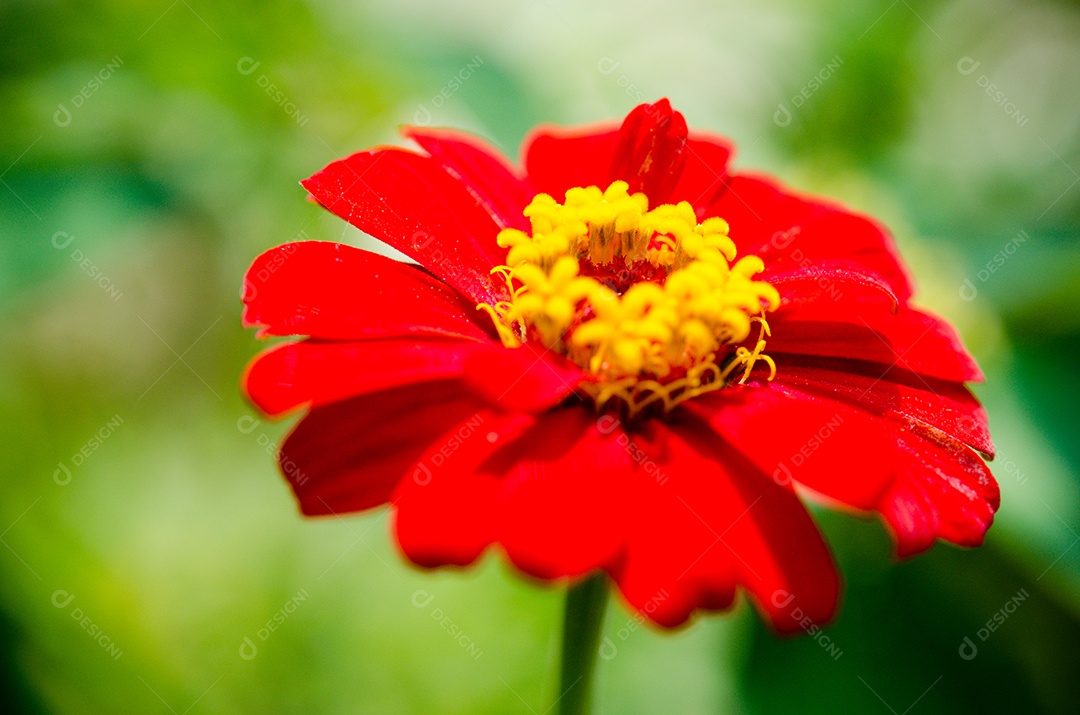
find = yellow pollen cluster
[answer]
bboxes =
[478,181,780,416]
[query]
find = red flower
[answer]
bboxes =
[242,99,997,632]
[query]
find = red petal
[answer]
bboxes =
[523,115,730,209]
[403,126,534,231]
[462,342,583,412]
[767,307,984,383]
[242,241,489,341]
[393,407,628,577]
[879,424,999,557]
[244,338,479,417]
[279,381,486,516]
[392,404,840,631]
[301,148,507,305]
[670,133,735,212]
[773,356,994,457]
[695,374,997,558]
[711,174,914,302]
[607,99,689,205]
[687,383,897,512]
[392,409,533,567]
[611,417,840,632]
[522,125,618,200]
[486,409,631,579]
[767,261,900,318]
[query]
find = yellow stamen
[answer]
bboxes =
[477,181,780,418]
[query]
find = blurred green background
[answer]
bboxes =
[2,0,1079,712]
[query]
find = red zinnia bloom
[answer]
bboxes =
[242,99,997,632]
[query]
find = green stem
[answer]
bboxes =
[557,572,610,715]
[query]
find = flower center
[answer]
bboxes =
[478,181,779,418]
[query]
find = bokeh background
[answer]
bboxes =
[3,0,1079,712]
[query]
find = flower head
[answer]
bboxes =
[479,179,780,418]
[242,99,998,632]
